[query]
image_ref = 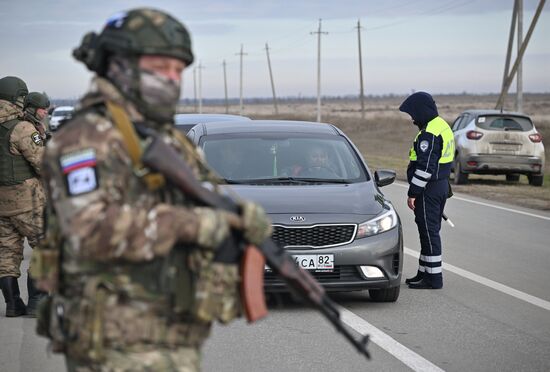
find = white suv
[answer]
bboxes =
[49,106,74,131]
[451,110,545,186]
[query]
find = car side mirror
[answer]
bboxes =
[374,169,396,187]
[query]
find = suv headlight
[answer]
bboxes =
[356,206,397,239]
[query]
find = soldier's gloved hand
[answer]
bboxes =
[194,207,231,250]
[240,201,273,246]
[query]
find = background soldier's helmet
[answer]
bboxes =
[0,76,29,109]
[24,92,51,110]
[73,8,194,75]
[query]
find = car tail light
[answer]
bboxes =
[467,161,478,167]
[529,133,543,143]
[466,130,483,140]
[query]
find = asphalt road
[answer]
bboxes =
[1,182,549,371]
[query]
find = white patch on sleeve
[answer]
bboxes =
[66,167,98,196]
[419,140,429,152]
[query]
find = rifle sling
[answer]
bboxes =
[105,101,165,191]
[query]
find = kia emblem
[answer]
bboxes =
[290,216,306,222]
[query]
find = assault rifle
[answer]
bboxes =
[139,129,371,360]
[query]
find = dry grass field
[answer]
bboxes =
[182,93,550,210]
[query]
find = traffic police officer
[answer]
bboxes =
[399,92,454,289]
[0,77,46,317]
[31,8,272,371]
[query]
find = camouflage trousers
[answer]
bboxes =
[65,346,200,372]
[0,209,43,278]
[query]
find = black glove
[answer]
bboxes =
[213,231,243,263]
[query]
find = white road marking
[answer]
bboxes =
[390,182,550,221]
[339,307,445,372]
[405,247,550,311]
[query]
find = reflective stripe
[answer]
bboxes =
[411,177,427,187]
[420,255,442,263]
[418,266,425,272]
[425,266,442,274]
[415,169,432,179]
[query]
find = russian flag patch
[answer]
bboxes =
[60,149,98,196]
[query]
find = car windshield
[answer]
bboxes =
[53,109,73,117]
[200,133,368,184]
[476,115,533,132]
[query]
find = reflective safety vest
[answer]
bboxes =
[409,116,454,163]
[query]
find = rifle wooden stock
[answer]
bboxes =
[240,245,268,322]
[140,133,371,360]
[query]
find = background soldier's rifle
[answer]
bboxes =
[139,128,371,360]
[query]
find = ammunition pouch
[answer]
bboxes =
[187,251,242,324]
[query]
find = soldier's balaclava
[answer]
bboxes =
[105,54,181,124]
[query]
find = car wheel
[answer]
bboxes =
[506,174,520,182]
[453,158,468,185]
[369,286,400,302]
[528,174,544,187]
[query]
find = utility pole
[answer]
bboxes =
[311,19,328,122]
[235,44,247,115]
[496,0,546,110]
[193,67,197,113]
[222,60,229,114]
[356,19,365,120]
[197,62,204,114]
[517,0,523,112]
[501,0,518,111]
[265,43,279,115]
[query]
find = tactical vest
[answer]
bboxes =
[409,116,454,163]
[32,103,240,363]
[0,119,36,185]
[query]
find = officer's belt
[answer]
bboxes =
[105,101,164,191]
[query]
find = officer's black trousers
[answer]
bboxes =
[413,179,448,288]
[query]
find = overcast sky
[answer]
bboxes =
[1,0,548,99]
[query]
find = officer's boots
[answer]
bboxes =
[0,277,27,317]
[26,275,47,317]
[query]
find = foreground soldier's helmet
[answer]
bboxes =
[73,8,194,75]
[24,92,51,110]
[0,76,29,108]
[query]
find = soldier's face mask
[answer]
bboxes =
[138,68,181,122]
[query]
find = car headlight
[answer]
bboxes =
[356,206,397,239]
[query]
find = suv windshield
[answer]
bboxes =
[200,134,368,184]
[476,115,533,132]
[53,109,73,117]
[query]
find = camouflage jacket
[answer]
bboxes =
[0,99,45,216]
[41,78,240,356]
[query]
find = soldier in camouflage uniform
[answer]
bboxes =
[0,76,47,318]
[24,92,52,143]
[32,8,272,372]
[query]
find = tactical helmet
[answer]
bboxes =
[73,8,194,75]
[24,92,51,110]
[0,76,29,106]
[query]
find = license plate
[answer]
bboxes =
[265,254,334,272]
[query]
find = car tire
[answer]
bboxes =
[528,174,544,187]
[369,286,400,302]
[453,158,468,185]
[506,174,520,182]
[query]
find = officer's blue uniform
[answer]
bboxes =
[399,92,454,289]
